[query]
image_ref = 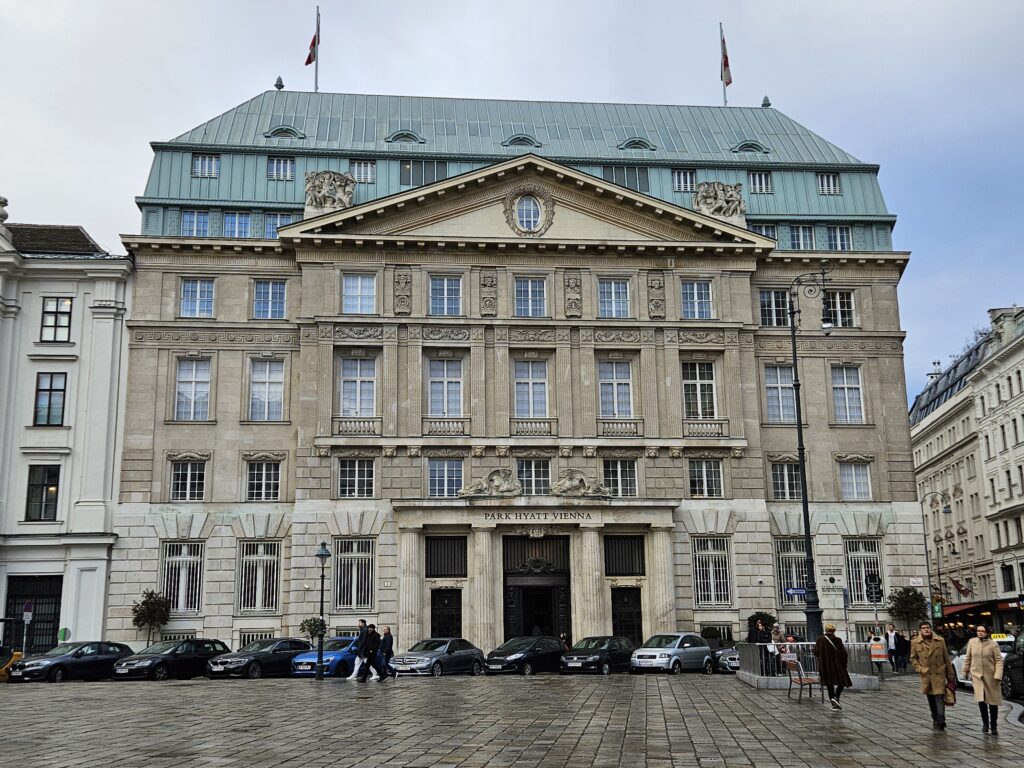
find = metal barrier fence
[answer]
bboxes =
[737,642,882,679]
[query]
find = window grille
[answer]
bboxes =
[428,359,462,416]
[601,165,649,193]
[180,210,209,237]
[514,278,546,317]
[517,459,551,495]
[604,536,645,576]
[759,289,790,326]
[162,541,204,613]
[839,463,871,500]
[429,276,462,315]
[253,280,286,319]
[672,169,696,192]
[342,274,376,314]
[34,373,66,426]
[239,630,275,647]
[246,462,281,501]
[175,358,211,421]
[161,631,197,642]
[682,362,716,419]
[775,539,807,604]
[238,541,281,612]
[817,172,841,195]
[180,278,214,317]
[425,536,468,578]
[689,460,723,498]
[249,360,285,421]
[598,279,630,318]
[191,154,219,178]
[701,624,734,643]
[428,460,463,498]
[692,537,732,606]
[335,539,374,610]
[339,358,376,417]
[824,290,855,327]
[827,226,852,251]
[598,361,632,417]
[681,281,712,319]
[350,160,375,183]
[40,298,72,342]
[765,365,796,423]
[267,157,295,181]
[771,463,802,500]
[25,465,60,521]
[338,459,374,498]
[789,225,814,250]
[747,171,772,194]
[222,212,250,238]
[514,360,547,417]
[844,539,881,604]
[603,460,637,497]
[170,461,205,501]
[831,366,864,423]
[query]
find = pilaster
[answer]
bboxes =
[397,527,424,647]
[571,526,606,641]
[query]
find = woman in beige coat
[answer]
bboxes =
[962,624,1004,735]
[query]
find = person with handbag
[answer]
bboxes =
[910,621,956,730]
[814,624,853,710]
[961,624,1004,734]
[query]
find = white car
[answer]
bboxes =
[952,633,1015,688]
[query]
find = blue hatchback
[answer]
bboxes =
[290,637,383,678]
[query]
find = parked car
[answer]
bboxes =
[114,638,230,680]
[290,637,384,678]
[630,632,713,675]
[392,637,485,677]
[485,636,565,675]
[208,638,311,679]
[560,636,634,675]
[1003,633,1024,699]
[951,633,1015,688]
[7,642,133,683]
[711,644,740,674]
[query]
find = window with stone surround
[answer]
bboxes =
[429,276,462,316]
[339,357,376,417]
[831,366,864,423]
[764,365,796,423]
[517,459,551,495]
[162,541,204,614]
[603,459,637,497]
[25,465,60,521]
[429,459,463,498]
[248,359,285,421]
[427,359,463,416]
[692,537,732,607]
[682,362,716,419]
[598,279,630,318]
[170,461,206,502]
[681,281,713,320]
[838,462,871,500]
[775,539,807,605]
[598,361,632,417]
[33,373,66,426]
[40,297,73,342]
[237,541,281,613]
[824,290,855,327]
[688,460,723,498]
[338,459,374,498]
[334,538,374,611]
[771,463,802,500]
[342,274,376,314]
[179,278,214,317]
[514,277,547,317]
[253,280,286,319]
[246,461,281,501]
[175,358,211,421]
[759,289,789,327]
[514,360,547,418]
[844,538,881,604]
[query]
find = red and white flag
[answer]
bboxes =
[720,28,732,87]
[305,10,320,66]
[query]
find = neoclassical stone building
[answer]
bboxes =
[108,91,921,650]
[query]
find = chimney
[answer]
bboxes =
[926,360,942,384]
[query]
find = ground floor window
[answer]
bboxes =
[334,538,374,611]
[692,537,732,607]
[845,538,882,605]
[162,541,204,614]
[700,623,734,644]
[238,630,275,647]
[774,539,807,606]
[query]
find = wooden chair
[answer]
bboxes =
[784,659,822,702]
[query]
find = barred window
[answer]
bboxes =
[775,539,808,605]
[342,274,376,314]
[604,535,645,576]
[517,459,551,495]
[238,541,281,612]
[603,459,637,497]
[40,297,72,342]
[191,154,219,178]
[750,224,777,240]
[514,278,547,317]
[175,358,211,421]
[425,536,467,578]
[826,226,852,251]
[267,156,295,181]
[25,465,60,521]
[171,461,205,502]
[845,538,881,604]
[789,225,814,250]
[839,463,871,500]
[249,360,285,421]
[817,172,841,195]
[34,373,67,426]
[601,165,649,193]
[247,461,281,501]
[771,463,802,500]
[598,361,632,417]
[824,290,855,327]
[338,459,374,498]
[598,279,630,318]
[239,630,275,647]
[179,278,214,317]
[681,362,716,419]
[351,160,376,183]
[335,539,374,610]
[222,212,250,238]
[759,289,789,327]
[263,213,294,238]
[180,210,209,238]
[429,276,462,316]
[339,358,376,417]
[831,366,864,423]
[427,359,462,416]
[400,159,447,186]
[514,360,547,418]
[765,365,796,423]
[672,168,696,192]
[692,537,732,607]
[747,171,772,194]
[681,281,712,319]
[253,280,286,319]
[689,460,723,498]
[162,541,204,613]
[429,459,463,498]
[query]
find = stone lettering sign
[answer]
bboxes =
[481,511,594,522]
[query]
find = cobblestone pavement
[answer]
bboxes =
[1,673,1020,768]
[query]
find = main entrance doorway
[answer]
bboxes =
[502,536,571,642]
[611,587,644,646]
[430,589,463,638]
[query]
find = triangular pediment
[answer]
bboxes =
[280,154,773,249]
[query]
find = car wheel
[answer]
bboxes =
[629,668,640,675]
[247,662,263,680]
[48,666,66,683]
[431,662,443,678]
[470,661,482,676]
[702,659,714,676]
[600,662,611,676]
[151,664,169,681]
[522,662,534,676]
[1001,671,1015,700]
[669,660,682,675]
[335,662,349,678]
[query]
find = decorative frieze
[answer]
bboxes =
[564,271,582,318]
[335,326,383,340]
[598,448,643,459]
[422,327,470,342]
[647,272,666,319]
[835,452,875,463]
[422,447,470,458]
[595,330,640,344]
[134,330,298,345]
[167,450,211,462]
[480,270,498,316]
[766,452,799,463]
[509,328,556,343]
[393,269,412,315]
[459,468,522,497]
[240,450,288,462]
[550,469,610,497]
[509,446,558,458]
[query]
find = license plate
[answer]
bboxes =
[395,665,410,671]
[115,668,128,674]
[298,664,313,670]
[210,665,224,672]
[568,662,582,667]
[639,660,654,666]
[488,664,502,670]
[10,670,22,677]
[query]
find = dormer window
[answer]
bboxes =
[732,140,770,154]
[264,125,305,139]
[502,134,541,148]
[385,129,426,144]
[617,137,656,151]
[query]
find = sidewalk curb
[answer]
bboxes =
[1005,700,1024,729]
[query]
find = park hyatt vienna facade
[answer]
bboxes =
[107,90,920,650]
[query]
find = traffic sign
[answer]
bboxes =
[784,587,807,597]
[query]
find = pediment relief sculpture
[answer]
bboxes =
[304,170,356,217]
[550,469,611,498]
[459,468,522,497]
[692,181,746,227]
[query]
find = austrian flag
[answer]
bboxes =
[305,29,319,66]
[720,30,732,86]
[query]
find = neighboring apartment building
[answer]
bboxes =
[107,90,920,651]
[0,197,131,653]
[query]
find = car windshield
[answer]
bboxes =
[409,640,449,652]
[323,639,353,651]
[238,639,278,653]
[139,641,180,655]
[495,638,535,653]
[642,635,680,649]
[41,644,80,657]
[573,637,610,650]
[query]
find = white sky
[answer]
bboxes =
[2,0,1022,398]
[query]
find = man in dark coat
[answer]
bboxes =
[380,626,397,680]
[814,624,853,710]
[357,624,385,682]
[746,619,773,676]
[348,619,369,680]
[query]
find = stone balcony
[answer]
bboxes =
[332,416,382,436]
[683,418,730,438]
[597,418,644,437]
[422,417,471,436]
[510,417,558,436]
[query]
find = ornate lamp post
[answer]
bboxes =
[786,260,834,642]
[919,491,952,620]
[314,541,331,681]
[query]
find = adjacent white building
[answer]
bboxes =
[0,197,132,653]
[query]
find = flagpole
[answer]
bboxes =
[314,6,320,93]
[720,23,727,107]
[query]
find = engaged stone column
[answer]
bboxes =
[572,526,606,640]
[397,528,424,648]
[471,526,497,651]
[648,526,676,634]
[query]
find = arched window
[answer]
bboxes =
[385,129,426,144]
[502,134,541,148]
[264,125,305,139]
[732,139,769,154]
[617,137,656,151]
[516,196,542,232]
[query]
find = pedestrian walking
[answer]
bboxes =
[356,624,386,682]
[746,619,773,676]
[895,630,911,673]
[813,624,852,710]
[347,619,369,680]
[380,626,397,680]
[910,621,956,730]
[961,624,1003,735]
[885,623,900,671]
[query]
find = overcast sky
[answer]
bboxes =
[2,1,1022,399]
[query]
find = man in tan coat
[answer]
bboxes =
[962,624,1004,735]
[910,621,955,730]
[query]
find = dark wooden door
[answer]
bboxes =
[611,587,643,647]
[431,589,462,638]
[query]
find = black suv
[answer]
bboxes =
[114,638,230,680]
[1002,633,1024,700]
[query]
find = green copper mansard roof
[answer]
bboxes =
[163,90,866,167]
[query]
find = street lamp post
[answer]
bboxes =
[786,260,834,642]
[314,541,331,681]
[919,491,952,621]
